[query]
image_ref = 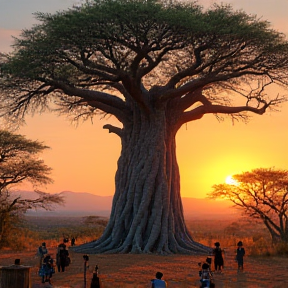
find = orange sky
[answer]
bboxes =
[1,0,288,198]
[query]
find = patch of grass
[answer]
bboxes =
[1,215,106,251]
[4,214,288,259]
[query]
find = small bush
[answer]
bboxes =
[273,242,288,256]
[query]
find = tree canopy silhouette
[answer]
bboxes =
[1,0,288,254]
[0,130,64,248]
[208,168,288,244]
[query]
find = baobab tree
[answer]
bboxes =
[208,168,288,244]
[1,0,288,254]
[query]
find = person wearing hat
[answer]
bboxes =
[236,241,245,271]
[213,242,224,273]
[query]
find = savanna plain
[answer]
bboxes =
[1,215,288,288]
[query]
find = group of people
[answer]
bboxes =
[37,242,54,284]
[212,240,245,273]
[37,240,71,284]
[36,240,245,287]
[150,241,246,288]
[198,240,246,288]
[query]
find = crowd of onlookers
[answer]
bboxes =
[35,238,245,288]
[37,237,72,284]
[198,240,245,288]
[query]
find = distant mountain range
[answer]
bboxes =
[12,190,238,219]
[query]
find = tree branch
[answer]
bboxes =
[49,80,130,122]
[178,102,269,125]
[65,54,120,82]
[103,124,123,137]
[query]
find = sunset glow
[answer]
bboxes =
[225,175,238,186]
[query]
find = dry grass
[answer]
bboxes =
[1,244,288,288]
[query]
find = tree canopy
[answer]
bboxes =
[208,168,288,243]
[1,0,288,122]
[0,130,64,248]
[1,0,288,254]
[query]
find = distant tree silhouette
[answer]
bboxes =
[1,0,288,253]
[209,168,288,243]
[0,130,64,248]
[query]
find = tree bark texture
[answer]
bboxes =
[74,108,210,254]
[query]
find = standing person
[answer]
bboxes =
[213,242,224,273]
[90,265,101,288]
[56,243,70,272]
[39,254,55,284]
[236,241,245,271]
[71,237,76,246]
[151,271,167,288]
[37,242,48,268]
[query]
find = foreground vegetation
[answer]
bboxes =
[6,215,107,251]
[3,214,288,257]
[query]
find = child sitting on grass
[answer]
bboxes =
[151,271,167,288]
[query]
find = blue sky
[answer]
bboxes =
[0,0,77,29]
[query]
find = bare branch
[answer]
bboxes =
[103,124,123,137]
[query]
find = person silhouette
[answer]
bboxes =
[236,241,245,271]
[213,242,224,272]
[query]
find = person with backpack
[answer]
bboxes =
[151,271,167,288]
[56,242,70,272]
[213,242,224,273]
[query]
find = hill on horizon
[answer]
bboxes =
[12,190,239,219]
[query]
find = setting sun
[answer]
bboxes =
[225,175,238,186]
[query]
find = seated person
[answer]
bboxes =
[151,271,167,288]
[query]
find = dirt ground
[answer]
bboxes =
[1,245,288,288]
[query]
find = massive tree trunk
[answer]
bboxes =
[74,107,210,254]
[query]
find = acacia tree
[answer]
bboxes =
[1,0,288,254]
[0,130,64,247]
[208,168,288,243]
